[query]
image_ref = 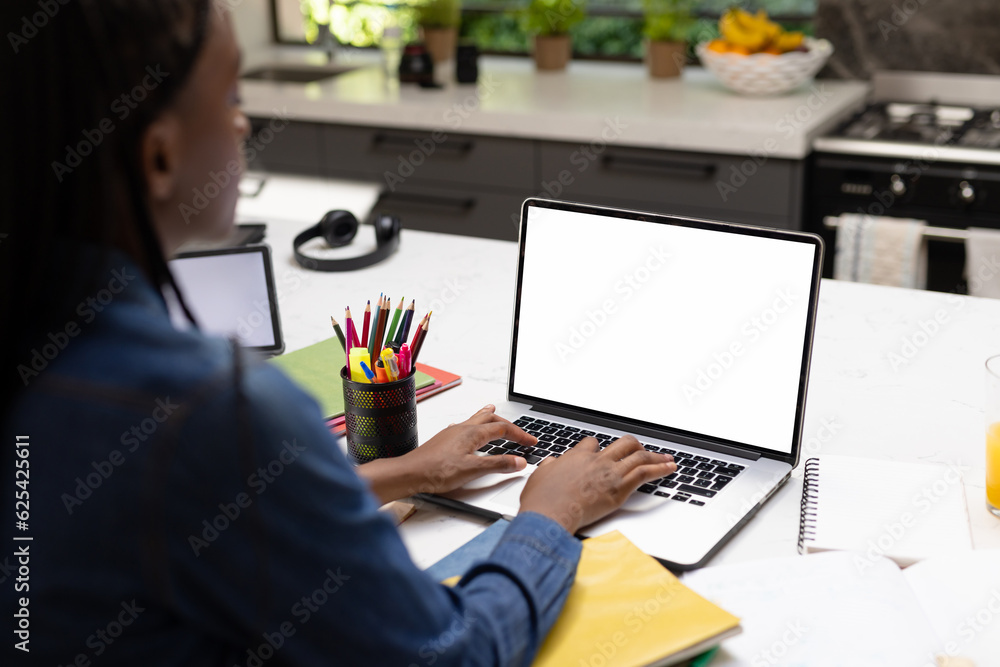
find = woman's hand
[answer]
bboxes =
[356,405,535,504]
[519,435,676,535]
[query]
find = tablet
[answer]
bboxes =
[168,244,285,356]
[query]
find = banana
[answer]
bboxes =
[774,31,805,52]
[720,9,770,51]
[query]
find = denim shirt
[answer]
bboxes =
[2,257,581,666]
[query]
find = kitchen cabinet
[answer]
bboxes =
[246,118,805,239]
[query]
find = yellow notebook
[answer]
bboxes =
[444,531,740,667]
[534,531,741,667]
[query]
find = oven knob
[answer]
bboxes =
[890,174,906,196]
[959,180,976,204]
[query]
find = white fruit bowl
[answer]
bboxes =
[696,37,833,96]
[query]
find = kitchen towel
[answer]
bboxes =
[833,214,928,289]
[964,227,1000,298]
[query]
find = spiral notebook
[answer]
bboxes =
[797,455,973,567]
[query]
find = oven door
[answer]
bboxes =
[805,152,1000,293]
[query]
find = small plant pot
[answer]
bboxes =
[646,39,686,78]
[421,26,458,64]
[533,34,572,71]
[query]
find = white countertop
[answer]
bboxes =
[237,173,1000,576]
[241,49,870,159]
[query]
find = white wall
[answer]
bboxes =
[229,0,272,56]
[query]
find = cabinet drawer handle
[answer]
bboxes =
[372,133,474,155]
[378,192,476,213]
[601,155,716,179]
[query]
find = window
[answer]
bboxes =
[271,0,815,61]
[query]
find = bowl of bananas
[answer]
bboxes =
[696,8,832,96]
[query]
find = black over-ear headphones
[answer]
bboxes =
[293,210,401,272]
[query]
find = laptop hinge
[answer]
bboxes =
[530,404,762,461]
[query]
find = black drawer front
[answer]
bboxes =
[245,118,324,175]
[374,186,524,241]
[539,142,798,222]
[325,124,535,191]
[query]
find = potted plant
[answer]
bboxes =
[642,0,694,78]
[418,0,462,64]
[518,0,586,71]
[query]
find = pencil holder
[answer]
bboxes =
[341,367,418,464]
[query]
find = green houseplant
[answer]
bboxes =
[518,0,587,70]
[642,0,694,78]
[418,0,462,64]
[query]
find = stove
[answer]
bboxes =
[806,71,1000,293]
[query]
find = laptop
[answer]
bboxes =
[167,244,285,356]
[432,198,824,570]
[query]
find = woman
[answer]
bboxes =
[0,1,675,664]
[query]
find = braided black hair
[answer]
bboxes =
[0,0,208,415]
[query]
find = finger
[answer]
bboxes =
[476,452,527,475]
[463,404,497,426]
[617,449,675,472]
[602,434,644,460]
[482,420,537,446]
[621,458,677,490]
[537,455,558,467]
[565,436,599,456]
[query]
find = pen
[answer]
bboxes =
[398,343,411,377]
[374,358,389,383]
[330,315,346,351]
[386,296,404,346]
[381,348,399,382]
[359,360,377,383]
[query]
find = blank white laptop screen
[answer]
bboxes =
[168,247,280,351]
[512,205,817,454]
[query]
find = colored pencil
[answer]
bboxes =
[372,296,389,366]
[397,299,416,346]
[386,296,404,346]
[330,316,346,350]
[361,300,371,349]
[410,312,430,364]
[345,307,360,348]
[410,312,428,349]
[368,294,382,364]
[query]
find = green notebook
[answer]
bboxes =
[269,336,435,419]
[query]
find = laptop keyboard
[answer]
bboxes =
[476,415,746,507]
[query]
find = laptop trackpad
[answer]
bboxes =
[488,477,528,512]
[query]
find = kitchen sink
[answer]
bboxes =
[241,64,360,83]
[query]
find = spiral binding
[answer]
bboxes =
[797,457,821,554]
